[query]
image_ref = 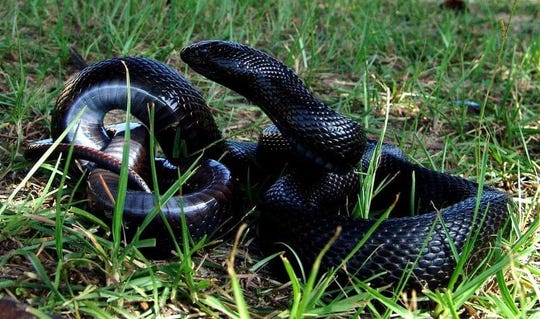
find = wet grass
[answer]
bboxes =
[1,0,539,317]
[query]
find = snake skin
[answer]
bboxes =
[181,40,510,290]
[52,56,224,163]
[28,57,234,244]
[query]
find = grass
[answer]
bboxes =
[1,0,539,317]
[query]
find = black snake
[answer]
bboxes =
[25,40,509,290]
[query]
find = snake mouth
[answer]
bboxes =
[182,40,243,62]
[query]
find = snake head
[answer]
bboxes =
[181,40,283,93]
[181,40,309,103]
[181,40,237,78]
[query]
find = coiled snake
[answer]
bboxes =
[25,40,509,290]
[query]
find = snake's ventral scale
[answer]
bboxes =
[25,40,509,291]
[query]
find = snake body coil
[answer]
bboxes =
[181,41,510,290]
[25,41,509,290]
[29,57,234,248]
